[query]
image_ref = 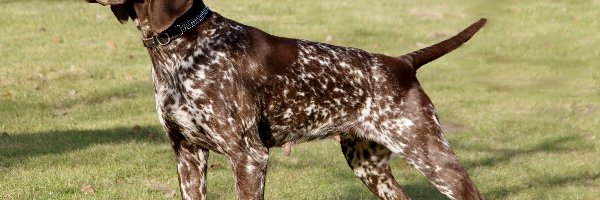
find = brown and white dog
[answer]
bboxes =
[85,0,486,199]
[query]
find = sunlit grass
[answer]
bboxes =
[1,0,598,199]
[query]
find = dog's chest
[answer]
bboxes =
[151,72,218,149]
[149,44,249,150]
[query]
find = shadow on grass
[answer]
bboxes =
[293,134,596,199]
[459,135,592,169]
[0,0,21,4]
[0,126,167,168]
[268,141,449,200]
[485,171,600,200]
[454,135,596,199]
[332,169,447,200]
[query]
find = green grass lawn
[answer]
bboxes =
[1,0,598,199]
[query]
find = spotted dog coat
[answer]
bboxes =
[86,0,486,199]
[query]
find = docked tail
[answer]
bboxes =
[400,18,487,71]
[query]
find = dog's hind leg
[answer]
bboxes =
[371,88,483,200]
[384,125,483,200]
[341,138,410,200]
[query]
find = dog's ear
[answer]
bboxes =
[147,0,193,33]
[110,5,130,24]
[85,0,130,24]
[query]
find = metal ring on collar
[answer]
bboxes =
[155,33,171,46]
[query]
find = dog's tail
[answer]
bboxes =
[400,18,487,71]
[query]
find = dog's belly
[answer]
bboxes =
[262,76,369,145]
[264,95,362,145]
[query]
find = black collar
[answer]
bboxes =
[143,6,211,48]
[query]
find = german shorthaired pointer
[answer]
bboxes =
[86,0,486,199]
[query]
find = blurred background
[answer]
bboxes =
[1,0,598,199]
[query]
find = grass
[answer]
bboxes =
[1,0,598,199]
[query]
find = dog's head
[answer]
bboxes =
[85,0,195,34]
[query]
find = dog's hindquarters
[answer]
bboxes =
[360,85,483,200]
[253,28,484,199]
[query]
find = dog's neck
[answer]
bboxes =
[141,1,211,48]
[146,11,242,86]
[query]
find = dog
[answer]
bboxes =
[85,0,486,199]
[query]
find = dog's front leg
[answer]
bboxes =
[172,142,209,200]
[227,133,269,200]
